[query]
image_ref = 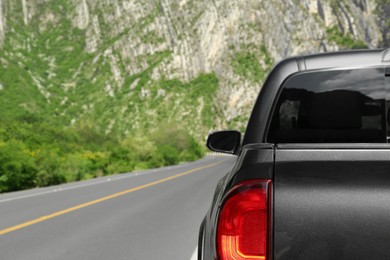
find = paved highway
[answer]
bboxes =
[0,155,235,260]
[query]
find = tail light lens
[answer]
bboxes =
[217,179,272,260]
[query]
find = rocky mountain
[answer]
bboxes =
[0,0,388,138]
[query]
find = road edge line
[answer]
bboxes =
[0,160,225,236]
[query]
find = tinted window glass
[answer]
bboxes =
[268,68,386,143]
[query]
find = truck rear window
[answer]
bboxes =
[268,68,387,143]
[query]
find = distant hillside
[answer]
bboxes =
[0,0,388,191]
[0,0,387,133]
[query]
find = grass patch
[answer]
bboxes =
[326,26,368,49]
[231,45,273,82]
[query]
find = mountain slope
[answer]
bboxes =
[0,0,386,133]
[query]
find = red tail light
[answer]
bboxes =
[217,179,272,260]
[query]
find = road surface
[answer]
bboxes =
[0,155,235,260]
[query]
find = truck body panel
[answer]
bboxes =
[200,48,390,260]
[274,146,390,259]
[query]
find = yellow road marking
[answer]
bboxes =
[0,160,225,236]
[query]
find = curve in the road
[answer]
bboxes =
[0,160,225,236]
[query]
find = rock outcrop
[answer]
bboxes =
[0,0,387,137]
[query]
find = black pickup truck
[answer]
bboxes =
[199,48,390,260]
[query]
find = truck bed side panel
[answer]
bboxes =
[274,148,390,260]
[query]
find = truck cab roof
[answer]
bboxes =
[243,48,390,146]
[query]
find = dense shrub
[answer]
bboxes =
[34,149,66,187]
[0,141,37,192]
[0,119,204,192]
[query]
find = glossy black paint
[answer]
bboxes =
[243,58,299,145]
[199,49,390,260]
[274,146,390,260]
[206,130,241,154]
[243,49,386,145]
[199,146,274,260]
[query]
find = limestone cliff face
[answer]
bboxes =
[0,0,387,136]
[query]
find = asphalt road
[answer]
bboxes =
[0,155,235,260]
